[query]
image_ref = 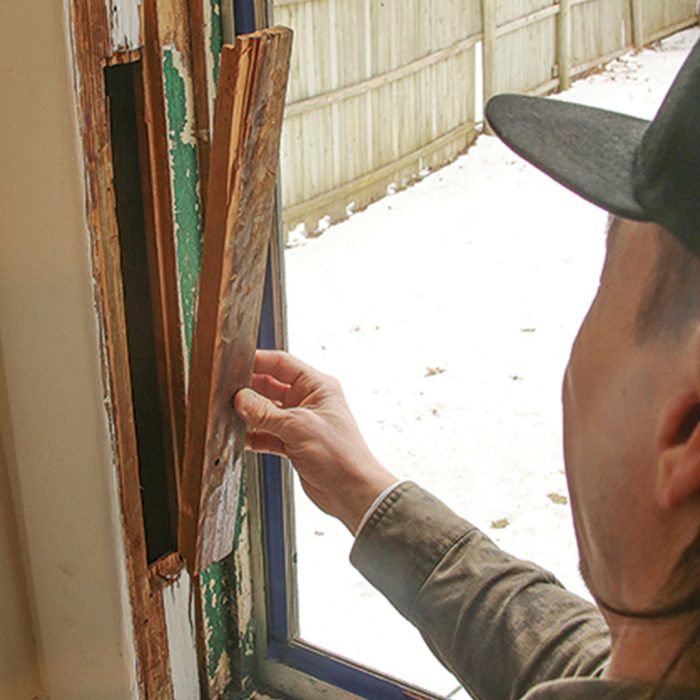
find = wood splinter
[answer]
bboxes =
[179,26,293,574]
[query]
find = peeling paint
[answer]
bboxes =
[106,0,142,52]
[165,15,259,694]
[201,484,248,685]
[194,13,258,694]
[204,0,224,128]
[212,647,233,693]
[209,0,223,86]
[163,574,200,699]
[162,46,203,359]
[164,47,199,148]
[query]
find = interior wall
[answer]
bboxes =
[0,392,44,699]
[0,2,139,699]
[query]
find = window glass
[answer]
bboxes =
[285,131,605,693]
[274,11,695,699]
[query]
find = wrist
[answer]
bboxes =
[338,461,398,534]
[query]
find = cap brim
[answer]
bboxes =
[485,94,651,221]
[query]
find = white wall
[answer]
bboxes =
[0,2,139,698]
[0,411,44,699]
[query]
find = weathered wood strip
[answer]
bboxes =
[156,0,208,364]
[558,0,572,89]
[141,0,188,524]
[481,0,497,120]
[68,0,174,696]
[179,27,293,574]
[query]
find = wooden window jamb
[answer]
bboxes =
[68,0,189,696]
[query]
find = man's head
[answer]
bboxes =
[562,216,700,615]
[486,35,700,684]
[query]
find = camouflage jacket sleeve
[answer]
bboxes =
[350,481,611,700]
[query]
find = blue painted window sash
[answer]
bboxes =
[253,127,436,700]
[259,285,427,698]
[239,2,437,697]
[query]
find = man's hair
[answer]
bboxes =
[635,221,700,342]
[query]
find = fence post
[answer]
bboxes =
[631,0,644,49]
[557,0,572,90]
[481,0,496,133]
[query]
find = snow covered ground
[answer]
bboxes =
[283,28,698,698]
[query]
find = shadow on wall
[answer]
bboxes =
[0,332,46,699]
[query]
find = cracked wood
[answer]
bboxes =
[179,27,292,574]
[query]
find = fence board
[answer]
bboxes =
[641,0,697,44]
[494,1,559,95]
[571,0,632,69]
[273,0,697,238]
[497,0,556,24]
[274,0,481,235]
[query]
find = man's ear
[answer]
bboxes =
[656,327,700,510]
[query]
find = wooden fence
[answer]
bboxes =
[271,0,698,238]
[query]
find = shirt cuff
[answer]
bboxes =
[350,481,474,617]
[354,479,405,537]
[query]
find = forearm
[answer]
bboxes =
[351,482,611,700]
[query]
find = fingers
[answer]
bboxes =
[251,372,290,405]
[235,386,288,454]
[253,350,321,387]
[235,388,286,434]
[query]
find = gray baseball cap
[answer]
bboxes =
[485,38,700,256]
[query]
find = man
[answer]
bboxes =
[235,38,700,698]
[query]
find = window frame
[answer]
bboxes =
[66,0,454,694]
[246,194,442,700]
[219,0,440,700]
[238,9,444,694]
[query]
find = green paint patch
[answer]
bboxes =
[164,27,255,694]
[162,47,203,354]
[210,0,223,86]
[202,481,251,688]
[202,560,235,679]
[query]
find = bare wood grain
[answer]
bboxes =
[179,27,293,574]
[481,0,496,132]
[558,0,572,90]
[631,0,645,48]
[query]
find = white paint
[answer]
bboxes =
[107,0,142,52]
[203,0,218,132]
[167,48,199,147]
[163,574,200,700]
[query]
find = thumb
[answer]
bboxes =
[235,387,285,434]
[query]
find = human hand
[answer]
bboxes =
[234,350,397,533]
